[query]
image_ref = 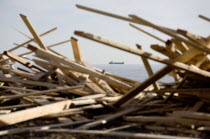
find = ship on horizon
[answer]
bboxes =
[109,61,124,64]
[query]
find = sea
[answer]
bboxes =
[94,64,174,83]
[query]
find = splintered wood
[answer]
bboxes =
[0,5,210,139]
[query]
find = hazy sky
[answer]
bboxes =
[0,0,210,64]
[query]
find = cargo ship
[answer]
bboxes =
[109,61,124,64]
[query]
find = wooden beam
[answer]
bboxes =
[0,100,71,126]
[71,37,83,62]
[20,14,48,50]
[74,31,210,78]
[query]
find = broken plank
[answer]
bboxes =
[0,100,71,126]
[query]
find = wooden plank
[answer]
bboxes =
[145,125,199,135]
[0,100,71,126]
[4,51,44,72]
[113,66,172,108]
[0,120,90,136]
[20,14,48,50]
[176,29,208,46]
[35,58,129,92]
[0,103,36,110]
[130,23,165,43]
[74,31,210,78]
[172,39,189,53]
[8,27,57,52]
[75,5,176,32]
[0,86,35,92]
[63,68,107,94]
[38,67,57,81]
[0,76,60,88]
[0,66,43,81]
[77,107,140,130]
[187,101,204,111]
[34,129,193,139]
[172,111,210,120]
[18,39,70,57]
[82,61,116,96]
[199,15,210,23]
[151,44,180,59]
[27,46,132,90]
[71,37,83,62]
[174,48,204,63]
[124,115,210,126]
[129,15,210,54]
[137,45,160,90]
[76,100,160,130]
[0,85,82,100]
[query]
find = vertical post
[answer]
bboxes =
[70,37,83,62]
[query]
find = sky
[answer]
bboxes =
[0,0,210,64]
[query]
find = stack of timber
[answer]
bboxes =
[0,4,210,139]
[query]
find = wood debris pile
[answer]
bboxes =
[0,4,210,139]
